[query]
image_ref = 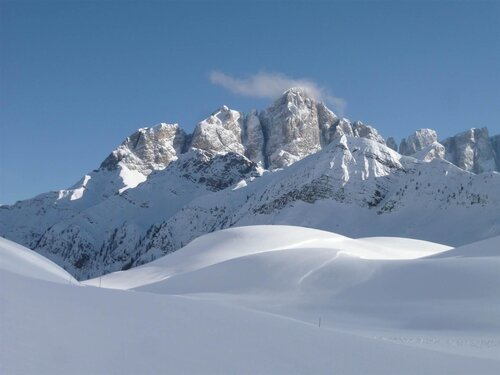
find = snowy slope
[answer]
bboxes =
[89,226,499,340]
[429,234,500,258]
[0,123,183,250]
[3,227,500,374]
[4,270,500,375]
[85,225,451,290]
[92,226,500,362]
[0,236,77,284]
[23,150,261,279]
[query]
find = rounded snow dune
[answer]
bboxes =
[429,235,500,258]
[355,236,452,258]
[132,233,500,334]
[137,244,500,302]
[85,225,451,290]
[0,236,77,284]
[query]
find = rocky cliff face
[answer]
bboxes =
[352,121,386,145]
[491,134,500,169]
[100,123,187,174]
[242,110,265,166]
[190,106,246,155]
[386,137,398,151]
[411,142,446,162]
[185,88,387,170]
[441,127,498,174]
[259,88,324,169]
[396,127,500,171]
[399,129,439,156]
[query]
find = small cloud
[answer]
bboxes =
[209,71,346,115]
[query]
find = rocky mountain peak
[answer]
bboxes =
[411,142,446,162]
[282,86,315,101]
[99,123,186,174]
[441,127,497,173]
[189,106,245,155]
[399,128,438,156]
[352,121,386,145]
[97,95,500,191]
[386,137,398,151]
[259,93,322,169]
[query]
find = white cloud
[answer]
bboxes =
[209,71,346,115]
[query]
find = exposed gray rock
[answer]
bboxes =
[258,88,387,170]
[352,121,385,145]
[190,106,245,155]
[100,123,186,174]
[259,88,324,169]
[185,89,389,170]
[242,110,265,166]
[386,137,398,151]
[411,142,446,162]
[330,117,355,139]
[318,103,345,143]
[491,134,500,170]
[399,129,438,156]
[441,127,497,173]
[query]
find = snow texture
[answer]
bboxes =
[2,227,500,374]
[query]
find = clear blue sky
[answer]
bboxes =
[1,0,499,204]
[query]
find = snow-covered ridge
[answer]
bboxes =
[0,236,77,284]
[84,225,452,290]
[1,88,499,280]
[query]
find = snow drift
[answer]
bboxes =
[2,226,500,374]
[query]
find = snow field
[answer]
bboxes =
[2,226,500,374]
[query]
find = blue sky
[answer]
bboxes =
[1,0,499,204]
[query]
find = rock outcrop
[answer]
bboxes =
[399,129,439,156]
[386,137,398,151]
[441,127,498,173]
[100,123,187,174]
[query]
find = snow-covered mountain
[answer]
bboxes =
[133,136,499,268]
[1,88,499,279]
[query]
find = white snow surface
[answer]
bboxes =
[2,225,498,374]
[0,236,77,284]
[430,234,500,258]
[86,226,452,290]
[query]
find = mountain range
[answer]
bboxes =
[1,88,499,280]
